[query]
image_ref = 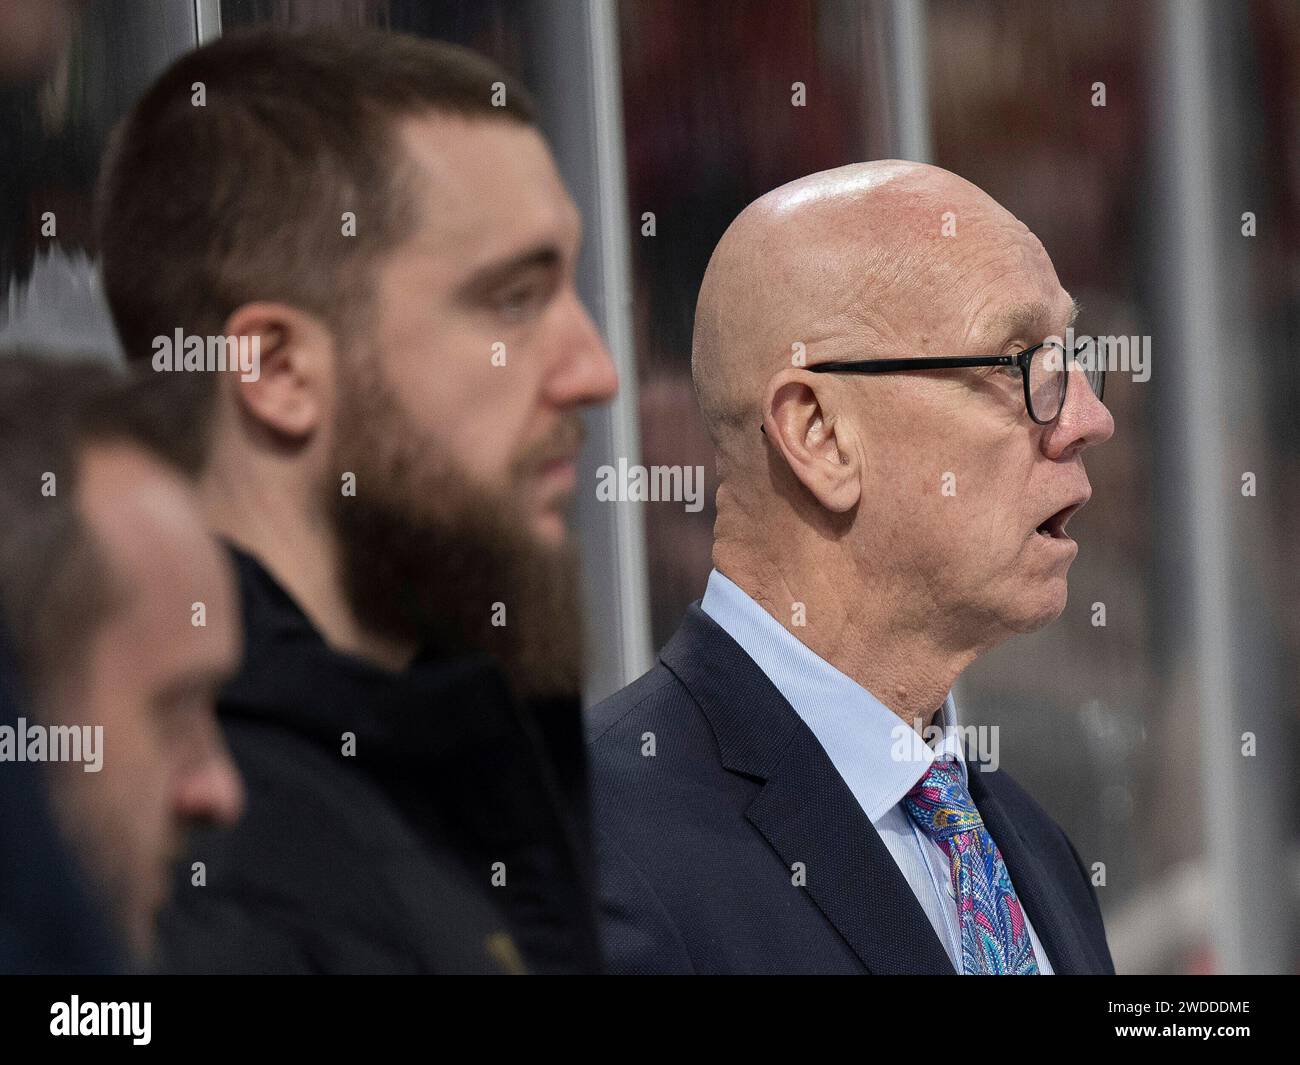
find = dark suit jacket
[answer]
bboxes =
[586,605,1115,975]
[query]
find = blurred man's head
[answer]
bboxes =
[98,28,617,694]
[0,355,243,961]
[695,161,1114,661]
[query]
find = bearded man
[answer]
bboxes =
[97,27,617,974]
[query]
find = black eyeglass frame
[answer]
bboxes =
[791,340,1106,427]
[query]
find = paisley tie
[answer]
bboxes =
[902,757,1040,974]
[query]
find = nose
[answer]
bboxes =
[545,288,619,409]
[1043,366,1114,458]
[174,740,245,828]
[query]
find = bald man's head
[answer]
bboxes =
[692,160,1047,467]
[698,160,1113,651]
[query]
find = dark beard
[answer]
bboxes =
[327,364,585,701]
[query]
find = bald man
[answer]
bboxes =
[587,161,1116,975]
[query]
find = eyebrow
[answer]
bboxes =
[456,244,563,301]
[978,297,1081,346]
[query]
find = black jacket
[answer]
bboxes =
[159,548,601,974]
[587,605,1116,974]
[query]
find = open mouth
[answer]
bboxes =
[1034,499,1087,540]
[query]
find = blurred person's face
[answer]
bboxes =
[835,210,1115,643]
[45,443,243,961]
[324,114,617,691]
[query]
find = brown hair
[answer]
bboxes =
[96,26,536,375]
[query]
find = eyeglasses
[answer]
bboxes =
[795,340,1106,426]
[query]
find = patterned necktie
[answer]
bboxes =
[902,757,1040,975]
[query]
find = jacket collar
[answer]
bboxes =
[700,567,968,822]
[660,603,1099,975]
[221,545,563,773]
[965,764,1096,974]
[660,604,955,974]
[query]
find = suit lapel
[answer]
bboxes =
[662,606,955,975]
[746,728,956,974]
[967,766,1095,974]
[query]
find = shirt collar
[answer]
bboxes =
[699,567,966,823]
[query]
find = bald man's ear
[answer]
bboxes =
[763,371,862,513]
[220,302,336,441]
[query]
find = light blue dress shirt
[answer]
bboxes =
[700,567,1053,974]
